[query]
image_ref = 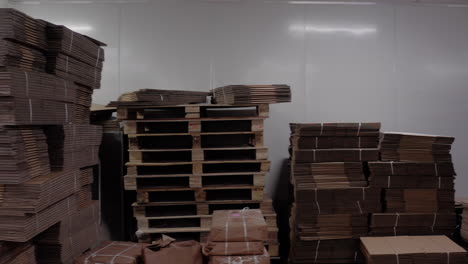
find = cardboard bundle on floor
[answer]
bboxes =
[111,89,210,106]
[290,239,362,264]
[0,126,50,184]
[293,162,367,188]
[0,167,93,216]
[34,201,101,264]
[212,85,291,104]
[370,213,456,236]
[0,242,36,264]
[45,23,106,89]
[204,209,270,264]
[360,236,468,264]
[289,122,381,264]
[380,132,454,162]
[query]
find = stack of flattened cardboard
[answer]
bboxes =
[44,23,106,89]
[0,242,36,264]
[289,122,381,264]
[0,9,47,72]
[212,85,291,104]
[360,236,468,264]
[0,126,50,184]
[111,89,210,106]
[369,132,456,236]
[34,201,101,264]
[0,8,106,263]
[204,209,270,264]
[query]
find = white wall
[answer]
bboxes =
[12,0,468,196]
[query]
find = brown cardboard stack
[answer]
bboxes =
[204,209,270,264]
[360,235,468,264]
[212,85,291,104]
[34,201,101,264]
[0,8,106,264]
[289,122,381,264]
[113,89,210,106]
[0,242,36,264]
[369,132,456,236]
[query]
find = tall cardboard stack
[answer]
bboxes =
[113,100,279,256]
[0,8,106,264]
[289,123,381,263]
[368,133,457,236]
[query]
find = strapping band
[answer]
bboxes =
[28,99,33,123]
[393,213,400,236]
[313,150,316,162]
[315,188,321,215]
[431,213,437,233]
[356,122,362,136]
[69,31,74,53]
[319,123,324,136]
[390,161,395,175]
[314,240,321,263]
[315,137,318,149]
[356,201,363,214]
[24,71,29,97]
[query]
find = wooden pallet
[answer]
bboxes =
[127,132,264,150]
[135,226,279,243]
[123,118,265,135]
[124,172,266,190]
[126,160,271,176]
[117,104,269,120]
[136,186,265,203]
[128,147,268,163]
[135,213,277,230]
[135,229,279,257]
[132,199,273,218]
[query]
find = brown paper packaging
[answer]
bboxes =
[209,209,268,242]
[202,242,265,256]
[74,241,147,264]
[144,235,202,264]
[208,248,270,264]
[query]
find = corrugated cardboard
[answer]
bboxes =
[75,241,147,264]
[144,235,202,264]
[208,248,270,264]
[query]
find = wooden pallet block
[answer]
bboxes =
[135,186,265,203]
[126,160,271,176]
[124,172,266,190]
[122,118,265,135]
[132,199,272,218]
[128,147,268,163]
[127,132,264,150]
[117,104,269,120]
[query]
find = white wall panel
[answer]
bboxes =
[13,0,468,196]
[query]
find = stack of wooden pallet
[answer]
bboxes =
[368,133,457,236]
[289,122,381,264]
[0,8,106,264]
[116,102,279,257]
